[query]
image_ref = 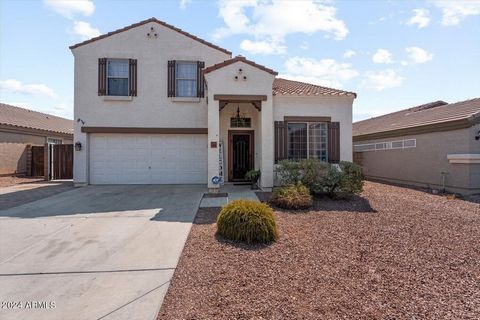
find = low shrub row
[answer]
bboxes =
[277,159,364,198]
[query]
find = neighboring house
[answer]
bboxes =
[71,17,355,190]
[0,103,73,176]
[353,99,480,195]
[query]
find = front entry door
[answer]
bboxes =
[229,131,254,181]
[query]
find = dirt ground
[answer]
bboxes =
[0,176,44,188]
[158,181,480,320]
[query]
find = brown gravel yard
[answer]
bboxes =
[158,182,480,320]
[0,176,44,187]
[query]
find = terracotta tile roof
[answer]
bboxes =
[0,103,73,136]
[273,78,357,97]
[69,17,232,55]
[353,98,480,138]
[203,56,278,76]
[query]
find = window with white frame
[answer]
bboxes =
[47,138,62,144]
[107,59,129,96]
[354,138,416,152]
[288,122,328,162]
[176,62,197,97]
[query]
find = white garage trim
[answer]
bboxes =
[89,133,207,184]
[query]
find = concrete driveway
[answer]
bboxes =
[0,185,205,320]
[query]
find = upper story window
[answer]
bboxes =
[107,59,129,96]
[287,122,328,162]
[98,58,137,97]
[175,62,197,97]
[167,60,205,98]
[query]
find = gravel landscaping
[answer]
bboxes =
[0,176,44,187]
[158,181,480,319]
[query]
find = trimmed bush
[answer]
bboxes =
[216,199,278,244]
[271,183,313,210]
[277,159,328,190]
[315,161,364,198]
[277,160,364,198]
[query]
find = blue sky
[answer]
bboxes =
[1,0,479,121]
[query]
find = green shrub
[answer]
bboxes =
[245,170,261,183]
[271,183,313,210]
[216,199,278,244]
[315,161,364,198]
[277,160,364,198]
[338,161,364,195]
[277,159,328,190]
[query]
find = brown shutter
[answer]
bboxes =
[129,59,137,96]
[98,58,107,96]
[197,61,205,98]
[274,121,287,163]
[167,60,176,97]
[328,122,340,163]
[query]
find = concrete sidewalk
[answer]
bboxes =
[199,184,259,207]
[0,184,205,320]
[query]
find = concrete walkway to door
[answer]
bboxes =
[0,184,204,320]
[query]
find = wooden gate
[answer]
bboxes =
[50,144,73,180]
[31,146,45,177]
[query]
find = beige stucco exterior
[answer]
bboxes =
[355,123,480,195]
[273,95,354,162]
[0,128,72,176]
[72,21,231,184]
[71,20,355,188]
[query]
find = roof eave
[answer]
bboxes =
[353,118,472,142]
[69,17,232,56]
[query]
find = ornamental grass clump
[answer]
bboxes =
[271,183,313,210]
[216,199,278,245]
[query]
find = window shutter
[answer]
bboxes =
[129,59,137,96]
[98,58,107,96]
[328,122,340,163]
[274,121,287,163]
[167,60,176,97]
[197,61,205,98]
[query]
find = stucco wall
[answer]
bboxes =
[355,124,480,194]
[205,61,275,189]
[72,21,231,184]
[219,102,261,182]
[0,131,71,175]
[273,95,354,162]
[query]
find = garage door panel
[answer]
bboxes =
[89,134,207,185]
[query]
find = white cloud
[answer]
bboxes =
[0,79,58,99]
[73,21,100,40]
[433,0,480,26]
[214,0,348,54]
[343,50,356,59]
[240,39,286,55]
[405,46,433,64]
[407,8,430,28]
[281,56,359,88]
[44,0,95,19]
[372,49,393,64]
[179,0,191,9]
[362,69,403,91]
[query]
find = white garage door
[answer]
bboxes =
[89,134,207,184]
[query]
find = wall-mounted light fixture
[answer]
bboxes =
[75,141,82,151]
[475,130,480,140]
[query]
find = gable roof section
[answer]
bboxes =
[203,56,278,76]
[69,17,232,55]
[353,98,480,141]
[0,103,73,136]
[273,78,357,97]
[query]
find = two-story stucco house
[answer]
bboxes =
[71,18,356,191]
